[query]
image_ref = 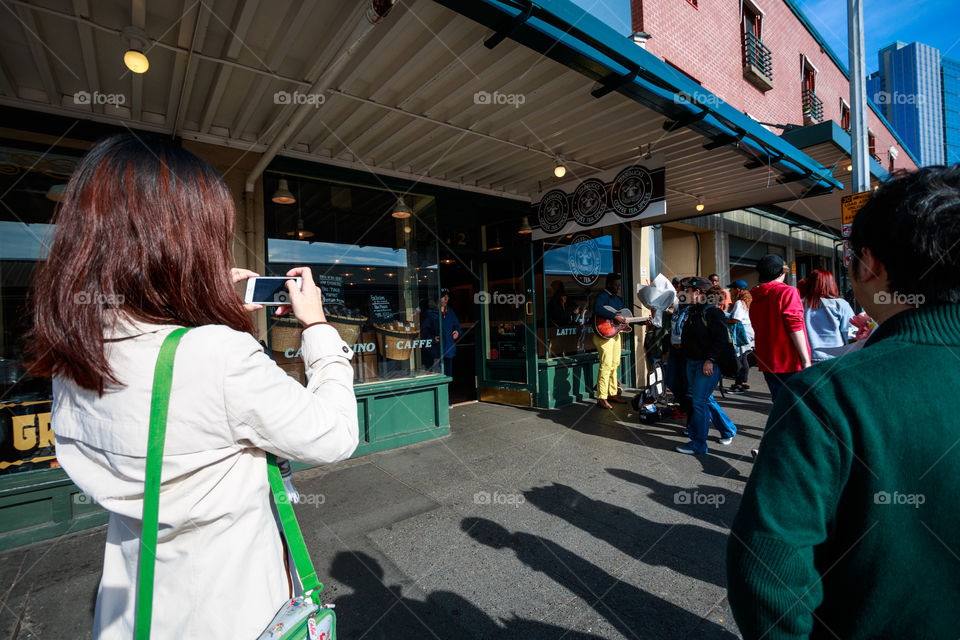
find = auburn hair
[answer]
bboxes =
[803,269,840,310]
[25,134,254,393]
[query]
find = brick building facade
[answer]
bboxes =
[631,0,917,173]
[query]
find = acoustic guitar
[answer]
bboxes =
[594,306,648,339]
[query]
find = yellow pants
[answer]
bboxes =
[592,332,621,399]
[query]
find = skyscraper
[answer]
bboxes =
[943,57,960,165]
[870,42,944,167]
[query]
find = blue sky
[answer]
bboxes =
[794,0,960,72]
[569,0,960,72]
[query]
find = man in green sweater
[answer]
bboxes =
[727,164,960,639]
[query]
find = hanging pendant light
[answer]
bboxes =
[695,197,705,212]
[272,178,296,205]
[392,196,413,219]
[286,181,313,239]
[489,230,503,251]
[518,216,532,235]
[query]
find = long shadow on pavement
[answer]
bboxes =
[523,483,729,589]
[605,468,741,529]
[329,550,607,640]
[462,517,737,640]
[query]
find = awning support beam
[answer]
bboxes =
[483,1,533,49]
[591,68,639,99]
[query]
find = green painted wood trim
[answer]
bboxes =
[353,374,450,396]
[0,511,109,553]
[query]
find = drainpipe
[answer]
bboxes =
[242,0,396,260]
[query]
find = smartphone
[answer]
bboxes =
[244,276,303,305]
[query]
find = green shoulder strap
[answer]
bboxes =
[135,327,191,640]
[266,454,324,600]
[135,328,324,640]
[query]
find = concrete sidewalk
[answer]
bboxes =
[1,374,773,639]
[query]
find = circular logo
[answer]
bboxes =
[572,179,607,226]
[610,165,654,218]
[537,190,569,235]
[568,233,601,287]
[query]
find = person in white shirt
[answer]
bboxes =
[726,280,755,393]
[24,134,358,639]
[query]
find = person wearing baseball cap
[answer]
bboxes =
[747,255,811,404]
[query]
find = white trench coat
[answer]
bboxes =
[52,316,358,639]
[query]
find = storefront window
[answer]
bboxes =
[537,226,622,358]
[1,144,79,476]
[265,173,440,384]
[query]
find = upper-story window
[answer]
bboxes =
[801,56,822,124]
[868,132,878,162]
[840,100,851,132]
[743,4,762,40]
[741,1,772,90]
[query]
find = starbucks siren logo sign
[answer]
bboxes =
[572,178,607,226]
[538,189,569,234]
[610,165,654,218]
[568,233,602,286]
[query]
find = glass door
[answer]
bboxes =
[476,225,537,404]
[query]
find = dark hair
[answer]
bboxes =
[803,269,840,310]
[708,273,719,280]
[705,285,726,307]
[605,272,622,287]
[25,134,253,393]
[849,165,960,304]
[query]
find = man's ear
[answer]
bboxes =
[856,247,887,284]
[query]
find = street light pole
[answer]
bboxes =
[848,0,870,192]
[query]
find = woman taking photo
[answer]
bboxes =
[676,278,737,455]
[26,135,358,639]
[802,269,855,362]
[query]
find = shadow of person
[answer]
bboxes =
[327,550,607,640]
[522,484,729,589]
[461,518,737,640]
[605,468,741,528]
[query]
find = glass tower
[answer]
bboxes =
[870,42,945,167]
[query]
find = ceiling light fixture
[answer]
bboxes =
[518,216,532,234]
[286,181,313,240]
[392,196,412,219]
[695,197,705,212]
[272,178,296,205]
[122,26,150,74]
[554,156,567,179]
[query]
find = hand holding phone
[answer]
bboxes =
[278,267,325,326]
[243,268,325,327]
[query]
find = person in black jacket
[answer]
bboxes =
[677,277,737,454]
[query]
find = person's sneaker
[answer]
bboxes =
[719,436,735,445]
[676,444,702,455]
[751,448,759,459]
[729,384,745,394]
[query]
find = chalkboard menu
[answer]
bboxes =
[369,294,395,323]
[315,273,344,306]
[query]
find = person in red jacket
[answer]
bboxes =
[748,255,812,404]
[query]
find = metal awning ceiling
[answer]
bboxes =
[774,121,887,231]
[0,0,842,225]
